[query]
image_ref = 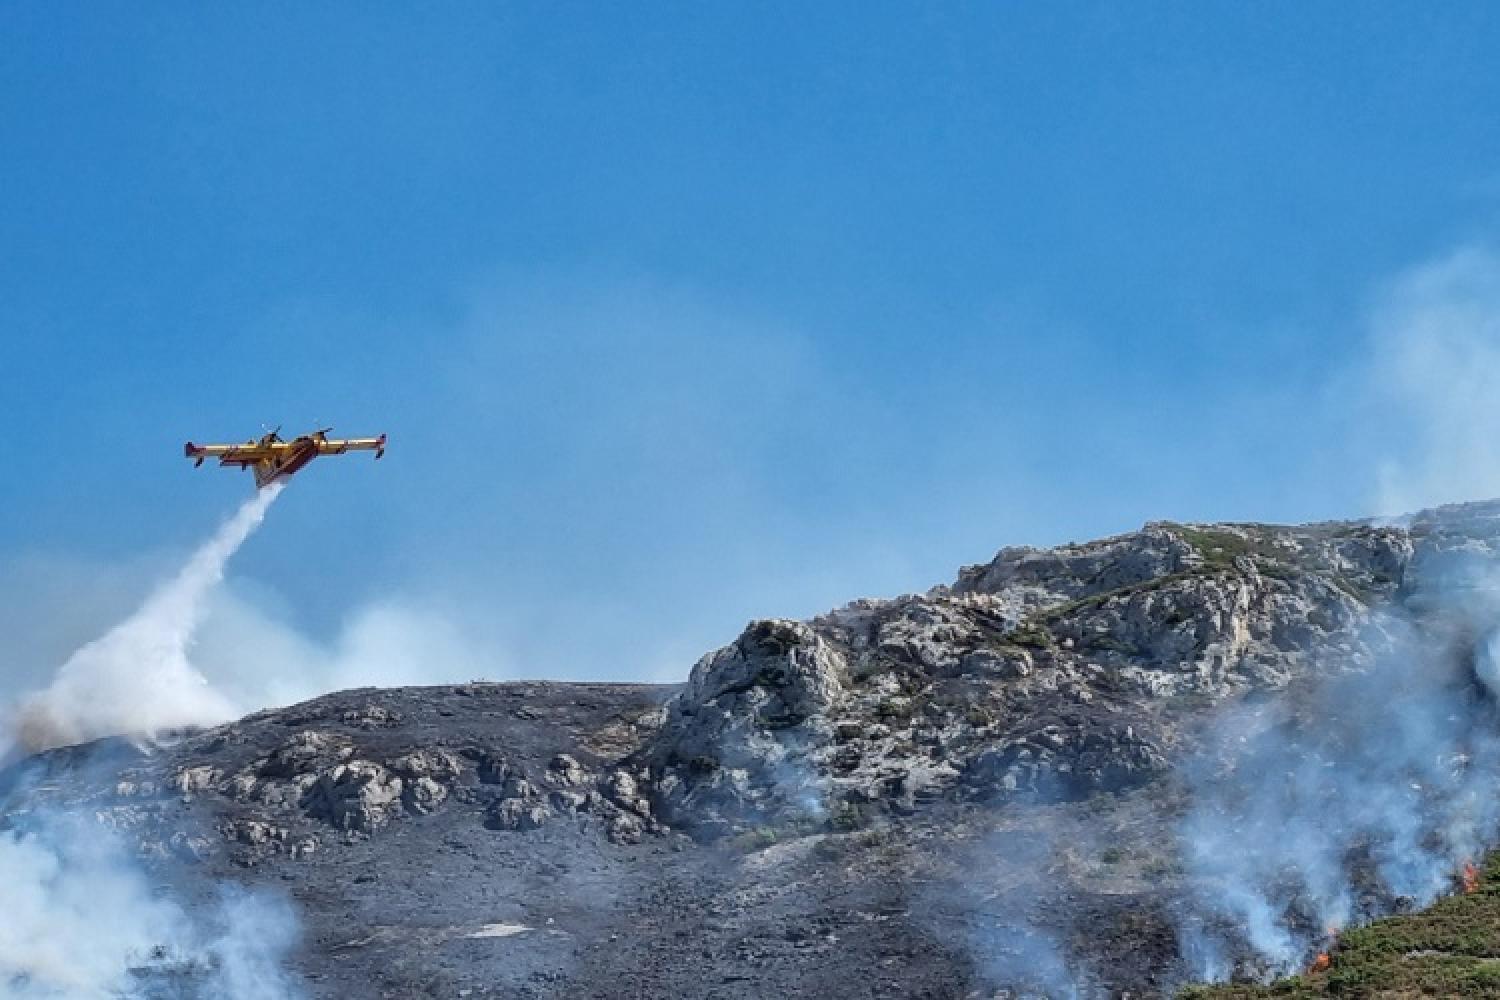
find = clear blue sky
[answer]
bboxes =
[5,4,1500,680]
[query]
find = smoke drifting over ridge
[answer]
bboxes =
[11,485,284,755]
[6,247,1500,997]
[1363,247,1500,516]
[1169,248,1500,982]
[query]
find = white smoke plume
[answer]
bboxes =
[1175,599,1500,979]
[0,814,303,998]
[1172,246,1500,980]
[10,485,284,755]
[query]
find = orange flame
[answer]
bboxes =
[1463,861,1481,894]
[1306,925,1339,975]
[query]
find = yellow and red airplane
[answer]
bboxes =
[184,427,386,489]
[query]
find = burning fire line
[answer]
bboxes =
[1305,861,1482,976]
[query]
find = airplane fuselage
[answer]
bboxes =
[252,437,320,488]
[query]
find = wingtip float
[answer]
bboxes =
[184,427,387,489]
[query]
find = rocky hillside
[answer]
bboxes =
[647,516,1409,842]
[7,502,1500,997]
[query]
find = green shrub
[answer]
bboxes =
[1009,622,1054,648]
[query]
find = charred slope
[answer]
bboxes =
[8,502,1500,997]
[0,681,976,999]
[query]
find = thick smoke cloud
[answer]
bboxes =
[0,815,303,999]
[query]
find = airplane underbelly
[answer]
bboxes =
[254,447,318,488]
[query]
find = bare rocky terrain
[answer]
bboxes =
[9,502,1500,997]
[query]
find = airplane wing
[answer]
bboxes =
[184,441,289,466]
[316,434,387,458]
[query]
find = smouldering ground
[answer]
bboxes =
[1184,853,1500,998]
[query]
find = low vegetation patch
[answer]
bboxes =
[1175,527,1264,570]
[1033,569,1214,627]
[1007,621,1055,648]
[1173,525,1299,578]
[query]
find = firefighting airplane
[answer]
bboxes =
[184,427,386,489]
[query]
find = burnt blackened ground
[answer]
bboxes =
[1,682,1196,999]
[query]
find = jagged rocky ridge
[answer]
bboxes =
[647,516,1411,838]
[7,502,1500,997]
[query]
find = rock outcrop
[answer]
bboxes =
[645,515,1423,838]
[647,619,848,837]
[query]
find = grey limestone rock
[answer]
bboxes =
[303,760,404,832]
[647,619,848,836]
